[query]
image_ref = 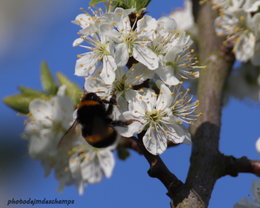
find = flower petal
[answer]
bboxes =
[165,123,187,144]
[234,32,255,62]
[69,154,82,180]
[143,126,167,155]
[126,63,154,86]
[115,119,144,137]
[73,38,84,47]
[156,65,180,86]
[29,99,52,126]
[101,55,117,84]
[137,15,157,39]
[115,43,129,67]
[81,152,102,184]
[157,16,177,32]
[133,44,159,70]
[97,150,115,178]
[156,84,173,110]
[75,52,98,77]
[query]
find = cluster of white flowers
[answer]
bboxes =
[24,86,115,194]
[23,4,201,194]
[234,180,260,208]
[226,64,260,102]
[214,0,260,65]
[73,6,201,155]
[170,1,260,104]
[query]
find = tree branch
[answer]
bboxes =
[118,136,180,154]
[120,136,184,199]
[168,1,235,207]
[135,137,183,197]
[221,155,260,177]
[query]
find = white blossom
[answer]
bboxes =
[69,146,115,186]
[170,85,200,125]
[117,84,196,155]
[251,13,260,66]
[170,0,195,32]
[84,63,153,113]
[73,7,136,84]
[226,64,260,102]
[243,0,260,13]
[102,14,159,69]
[214,0,260,64]
[23,85,116,194]
[234,180,260,208]
[24,86,74,161]
[215,9,256,62]
[256,137,260,154]
[74,29,117,84]
[156,43,200,86]
[148,17,178,63]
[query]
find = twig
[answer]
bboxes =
[222,155,260,177]
[121,135,184,198]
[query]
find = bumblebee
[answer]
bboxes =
[58,93,131,148]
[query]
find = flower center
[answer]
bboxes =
[93,42,110,56]
[149,42,164,55]
[113,78,129,95]
[122,31,137,47]
[145,110,165,125]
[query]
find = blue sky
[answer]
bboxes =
[0,0,259,207]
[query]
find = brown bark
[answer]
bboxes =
[170,1,235,207]
[221,155,260,177]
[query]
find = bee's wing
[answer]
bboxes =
[57,120,81,149]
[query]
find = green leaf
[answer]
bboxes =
[40,61,58,94]
[56,73,82,106]
[3,94,47,114]
[117,147,130,160]
[18,86,46,97]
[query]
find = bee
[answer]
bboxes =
[58,92,131,148]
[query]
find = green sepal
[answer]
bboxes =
[40,61,58,94]
[89,0,125,6]
[89,0,151,11]
[117,147,130,160]
[135,0,151,10]
[18,86,46,97]
[3,94,49,114]
[112,0,151,11]
[56,72,82,106]
[89,0,109,6]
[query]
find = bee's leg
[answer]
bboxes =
[103,95,117,115]
[102,94,116,104]
[111,119,136,127]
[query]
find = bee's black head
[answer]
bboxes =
[82,93,101,102]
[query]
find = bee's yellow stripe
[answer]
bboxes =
[85,127,114,144]
[85,134,104,143]
[78,100,100,109]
